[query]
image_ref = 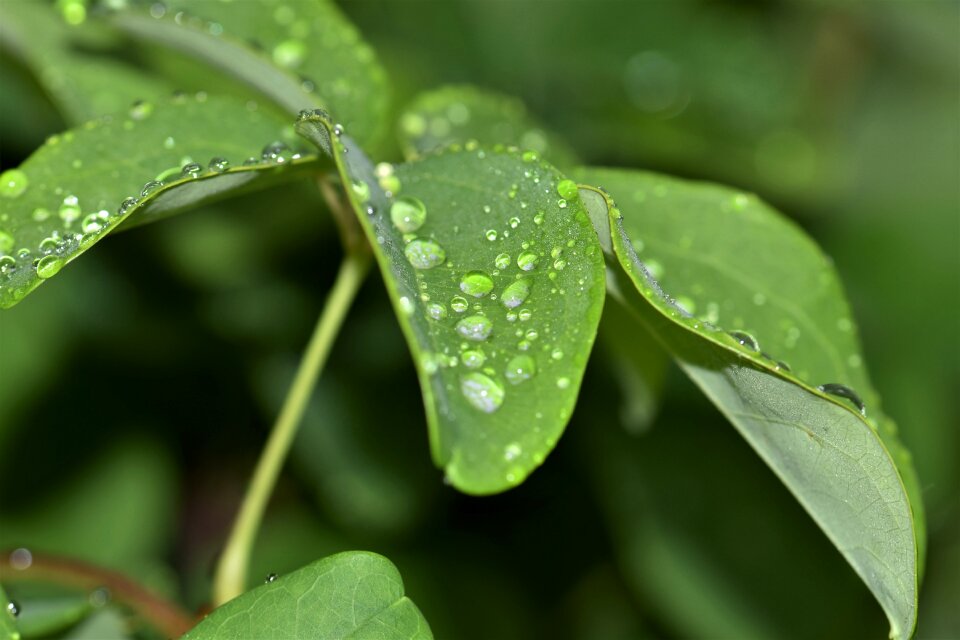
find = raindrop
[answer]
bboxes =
[81,211,108,234]
[522,150,539,163]
[9,548,31,570]
[181,162,202,178]
[485,229,498,241]
[461,349,486,368]
[118,197,138,215]
[390,197,426,232]
[459,271,494,297]
[426,302,447,320]
[556,179,578,200]
[163,136,176,149]
[505,354,536,385]
[501,278,531,309]
[456,315,493,341]
[533,212,545,225]
[551,348,564,360]
[518,308,532,322]
[265,573,278,583]
[208,157,230,173]
[509,216,520,229]
[517,251,539,271]
[495,253,511,269]
[129,100,153,121]
[728,331,759,352]
[32,207,50,221]
[460,372,505,413]
[351,180,371,203]
[36,255,63,279]
[0,256,15,275]
[817,383,866,416]
[140,180,163,197]
[89,587,110,608]
[261,141,290,163]
[59,196,81,223]
[450,296,468,313]
[404,239,446,269]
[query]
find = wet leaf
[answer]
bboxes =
[0,93,319,308]
[576,168,921,639]
[112,0,389,147]
[0,583,17,640]
[182,552,432,640]
[296,113,605,494]
[397,85,578,169]
[8,595,91,638]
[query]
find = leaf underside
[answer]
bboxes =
[182,552,432,640]
[296,114,606,494]
[575,167,920,639]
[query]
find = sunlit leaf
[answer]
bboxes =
[0,93,318,308]
[576,168,921,639]
[297,112,605,494]
[396,85,578,168]
[182,552,432,640]
[112,0,389,148]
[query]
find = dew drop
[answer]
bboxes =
[517,251,539,271]
[140,181,163,197]
[118,197,138,215]
[728,330,760,352]
[351,180,371,203]
[556,377,571,389]
[450,296,468,313]
[505,354,536,385]
[58,196,81,223]
[265,573,278,583]
[551,348,564,360]
[390,197,426,232]
[81,211,108,234]
[460,372,505,413]
[456,315,493,341]
[533,211,545,225]
[522,150,539,163]
[485,229,498,241]
[181,162,202,178]
[518,308,533,322]
[509,216,520,229]
[817,383,866,416]
[495,252,511,269]
[557,179,578,200]
[398,296,415,316]
[501,278,531,309]
[426,302,447,321]
[404,239,446,269]
[208,157,230,173]
[0,255,16,275]
[504,442,523,461]
[6,601,19,618]
[36,255,63,279]
[461,349,486,369]
[32,207,50,221]
[459,271,494,297]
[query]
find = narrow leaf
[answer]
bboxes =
[296,113,605,494]
[0,93,318,308]
[397,85,578,169]
[576,168,921,639]
[182,552,432,640]
[112,0,389,147]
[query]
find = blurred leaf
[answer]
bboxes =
[577,168,920,639]
[62,607,128,640]
[112,0,389,148]
[0,0,174,125]
[12,595,90,639]
[396,85,578,168]
[0,93,319,308]
[296,112,606,494]
[183,552,432,640]
[0,583,17,640]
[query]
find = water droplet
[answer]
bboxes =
[390,197,426,232]
[261,141,290,163]
[404,239,446,269]
[398,296,415,315]
[485,229,498,241]
[349,180,371,203]
[509,216,520,229]
[728,331,759,352]
[517,251,539,271]
[644,258,663,279]
[553,258,567,271]
[522,150,539,163]
[36,255,63,279]
[551,348,564,360]
[460,373,504,413]
[265,573,278,583]
[518,308,532,322]
[81,211,108,234]
[817,383,866,416]
[140,180,163,197]
[163,136,176,149]
[456,315,493,341]
[0,255,16,275]
[459,271,494,297]
[533,211,545,225]
[426,302,447,320]
[208,157,230,173]
[504,442,523,461]
[557,179,578,200]
[6,601,19,618]
[60,0,85,24]
[272,39,307,68]
[129,100,153,121]
[0,169,30,198]
[494,253,511,269]
[32,207,50,221]
[118,197,138,215]
[501,278,531,309]
[181,162,202,178]
[58,196,81,223]
[9,548,32,570]
[88,587,110,608]
[556,377,571,389]
[450,296,468,313]
[505,354,536,385]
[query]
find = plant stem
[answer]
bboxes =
[212,249,371,606]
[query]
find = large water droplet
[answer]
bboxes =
[181,162,202,178]
[81,211,108,234]
[208,157,230,173]
[728,331,759,352]
[460,271,494,297]
[501,278,531,309]
[517,251,539,271]
[405,239,446,269]
[505,354,536,385]
[36,255,63,279]
[0,255,16,275]
[390,197,426,232]
[460,372,505,413]
[140,181,163,198]
[817,383,866,416]
[456,315,493,341]
[557,179,578,200]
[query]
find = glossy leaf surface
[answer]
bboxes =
[296,114,605,494]
[182,552,432,640]
[576,168,921,639]
[0,94,317,308]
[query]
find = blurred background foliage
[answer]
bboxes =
[0,0,957,638]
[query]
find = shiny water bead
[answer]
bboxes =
[404,239,446,269]
[557,179,578,200]
[505,355,536,385]
[495,253,511,269]
[450,296,469,313]
[501,278,531,309]
[390,197,427,232]
[459,271,494,297]
[517,251,539,271]
[181,162,202,178]
[426,302,447,320]
[0,169,28,198]
[140,181,163,197]
[461,349,486,369]
[208,157,230,173]
[36,255,63,279]
[460,372,505,413]
[129,100,153,121]
[58,196,81,223]
[455,315,493,341]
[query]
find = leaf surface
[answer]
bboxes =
[296,113,605,494]
[0,93,317,308]
[182,552,432,640]
[0,583,17,640]
[575,167,921,639]
[397,85,578,169]
[112,0,389,147]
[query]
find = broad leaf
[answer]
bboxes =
[576,168,921,639]
[397,85,578,169]
[0,0,174,124]
[182,552,432,640]
[296,113,605,494]
[112,0,389,147]
[0,583,17,640]
[0,93,318,308]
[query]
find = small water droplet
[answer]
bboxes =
[265,573,278,583]
[459,271,494,297]
[460,372,505,413]
[89,587,110,608]
[390,197,426,232]
[517,251,539,271]
[404,239,446,269]
[118,197,138,215]
[140,181,163,197]
[556,377,571,389]
[485,229,498,241]
[6,601,19,618]
[533,211,545,225]
[728,331,759,352]
[129,100,153,121]
[551,348,564,360]
[456,315,493,341]
[504,442,523,461]
[817,383,866,416]
[557,179,578,200]
[398,296,415,315]
[208,157,230,173]
[450,296,468,313]
[505,354,536,385]
[261,141,290,163]
[461,349,486,368]
[0,255,16,275]
[32,207,50,221]
[426,302,447,320]
[494,252,511,269]
[58,195,81,223]
[181,162,202,178]
[36,255,63,279]
[522,150,539,163]
[518,308,532,322]
[81,211,108,234]
[501,278,531,309]
[163,136,176,149]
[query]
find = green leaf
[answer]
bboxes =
[296,113,606,494]
[63,608,129,640]
[0,0,174,124]
[576,167,922,639]
[9,595,91,638]
[112,0,389,147]
[0,583,18,640]
[0,93,318,308]
[182,552,432,640]
[397,85,578,169]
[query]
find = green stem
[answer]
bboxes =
[212,250,371,606]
